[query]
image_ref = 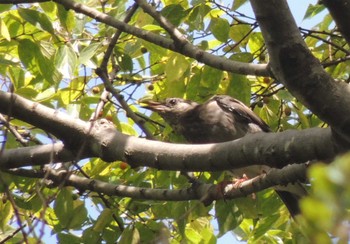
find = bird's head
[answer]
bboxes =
[141,97,198,125]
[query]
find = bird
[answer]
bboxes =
[142,94,306,217]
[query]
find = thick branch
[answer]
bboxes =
[0,143,75,168]
[0,126,338,172]
[250,0,350,141]
[0,92,90,148]
[102,127,337,171]
[0,91,342,172]
[323,0,350,45]
[51,0,268,76]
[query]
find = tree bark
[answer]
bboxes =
[250,0,350,142]
[323,0,350,45]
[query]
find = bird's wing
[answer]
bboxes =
[212,95,271,132]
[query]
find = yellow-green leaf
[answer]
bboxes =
[0,18,10,41]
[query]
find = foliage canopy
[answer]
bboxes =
[0,0,349,243]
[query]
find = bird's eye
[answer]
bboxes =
[168,98,177,106]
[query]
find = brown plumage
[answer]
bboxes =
[143,95,306,217]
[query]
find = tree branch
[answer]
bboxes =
[95,68,155,140]
[0,143,75,168]
[0,91,94,151]
[0,91,341,171]
[3,163,308,203]
[135,0,188,46]
[250,0,350,141]
[92,3,155,139]
[51,0,269,76]
[323,0,350,45]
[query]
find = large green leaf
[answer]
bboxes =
[161,4,187,26]
[226,73,251,104]
[54,188,87,230]
[0,200,12,231]
[215,201,243,237]
[79,43,100,67]
[0,18,10,41]
[200,65,223,90]
[119,226,140,244]
[18,8,54,34]
[210,17,230,42]
[229,24,252,46]
[57,4,75,33]
[55,44,78,79]
[18,39,56,84]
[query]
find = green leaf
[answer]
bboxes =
[18,8,54,34]
[185,217,215,243]
[142,24,164,32]
[35,87,56,101]
[18,39,56,84]
[247,32,264,54]
[120,122,137,136]
[252,214,280,241]
[82,227,102,244]
[215,201,243,237]
[210,17,230,42]
[58,77,86,105]
[57,4,75,33]
[161,4,187,26]
[298,154,350,242]
[187,4,211,31]
[55,188,74,228]
[234,197,259,219]
[119,227,140,244]
[294,105,310,129]
[232,0,249,10]
[229,52,253,62]
[229,24,251,44]
[0,200,13,231]
[66,103,81,118]
[79,43,100,66]
[8,67,26,90]
[55,45,78,79]
[303,4,326,20]
[57,233,82,244]
[39,2,56,15]
[200,65,223,90]
[0,18,10,41]
[165,53,189,82]
[226,73,251,105]
[92,208,114,233]
[186,67,201,98]
[0,5,11,13]
[116,53,133,73]
[185,227,203,243]
[54,188,87,230]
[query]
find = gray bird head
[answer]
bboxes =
[141,98,198,125]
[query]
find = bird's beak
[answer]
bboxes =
[139,99,169,113]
